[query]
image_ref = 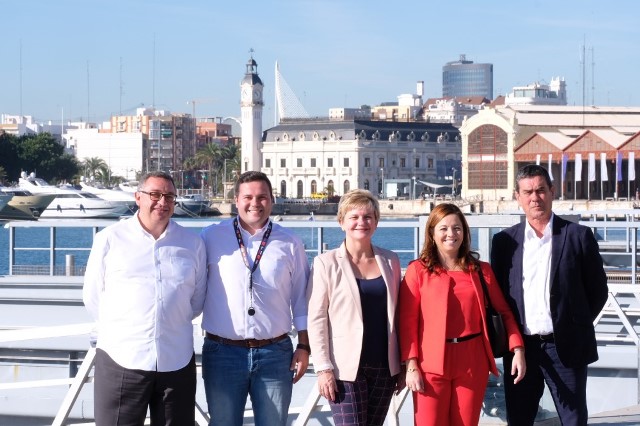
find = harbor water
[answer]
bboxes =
[0,216,635,277]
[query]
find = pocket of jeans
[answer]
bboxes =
[202,337,221,353]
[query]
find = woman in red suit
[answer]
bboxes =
[398,203,526,426]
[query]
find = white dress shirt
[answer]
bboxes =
[200,217,309,339]
[522,214,554,335]
[83,213,207,371]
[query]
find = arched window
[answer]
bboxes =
[311,180,317,194]
[297,180,303,198]
[468,125,508,190]
[343,180,350,194]
[280,180,287,198]
[364,179,370,190]
[327,180,335,196]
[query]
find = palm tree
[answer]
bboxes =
[193,143,223,194]
[82,157,109,182]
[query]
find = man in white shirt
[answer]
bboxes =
[491,164,608,425]
[200,171,310,426]
[83,171,207,425]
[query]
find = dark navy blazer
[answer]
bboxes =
[491,214,608,368]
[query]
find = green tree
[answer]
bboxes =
[82,157,109,181]
[15,133,79,182]
[0,133,20,183]
[193,143,223,192]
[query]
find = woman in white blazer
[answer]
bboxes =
[307,189,404,426]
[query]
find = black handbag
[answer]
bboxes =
[476,264,509,358]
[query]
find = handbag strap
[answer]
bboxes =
[475,262,498,314]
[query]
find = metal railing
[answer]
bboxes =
[1,215,639,424]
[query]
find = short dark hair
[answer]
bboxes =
[234,171,273,199]
[138,171,176,192]
[515,164,553,192]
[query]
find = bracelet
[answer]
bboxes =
[296,343,311,353]
[514,347,524,353]
[406,367,418,373]
[317,369,333,376]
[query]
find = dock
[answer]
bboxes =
[0,215,639,424]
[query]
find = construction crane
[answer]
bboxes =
[186,98,216,120]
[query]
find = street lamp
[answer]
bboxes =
[379,167,385,198]
[451,167,457,197]
[412,176,416,200]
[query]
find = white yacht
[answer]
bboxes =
[79,181,137,214]
[18,172,130,218]
[0,187,56,220]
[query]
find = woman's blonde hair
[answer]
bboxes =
[337,189,380,224]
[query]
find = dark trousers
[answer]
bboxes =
[503,336,588,426]
[329,364,397,426]
[94,349,196,426]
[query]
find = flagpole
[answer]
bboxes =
[615,153,619,200]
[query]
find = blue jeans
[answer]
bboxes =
[202,336,294,426]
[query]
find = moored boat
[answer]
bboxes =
[0,187,56,220]
[17,172,130,219]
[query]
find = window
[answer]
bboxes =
[343,180,350,194]
[364,179,370,190]
[265,159,271,168]
[400,158,406,168]
[343,158,349,167]
[311,180,317,194]
[297,158,302,167]
[364,158,371,167]
[427,158,434,169]
[378,158,385,168]
[328,158,334,167]
[297,180,303,198]
[415,157,420,168]
[311,158,316,167]
[280,158,286,168]
[280,180,287,197]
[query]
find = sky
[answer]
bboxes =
[1,0,639,131]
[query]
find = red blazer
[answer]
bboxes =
[398,260,523,376]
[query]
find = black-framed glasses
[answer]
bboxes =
[138,190,177,203]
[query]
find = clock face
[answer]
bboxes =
[252,89,262,102]
[241,87,251,102]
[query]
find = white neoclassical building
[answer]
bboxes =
[260,119,461,199]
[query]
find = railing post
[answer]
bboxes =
[65,255,75,277]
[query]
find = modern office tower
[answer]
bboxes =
[442,54,493,100]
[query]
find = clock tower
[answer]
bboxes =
[240,54,264,173]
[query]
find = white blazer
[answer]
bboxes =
[306,242,402,381]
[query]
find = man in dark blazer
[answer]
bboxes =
[491,164,608,426]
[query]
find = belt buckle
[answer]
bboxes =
[246,339,260,348]
[450,337,461,343]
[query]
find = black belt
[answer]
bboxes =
[527,333,554,341]
[205,332,288,348]
[446,332,482,343]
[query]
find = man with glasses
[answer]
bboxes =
[83,171,207,425]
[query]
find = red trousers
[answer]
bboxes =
[413,336,489,426]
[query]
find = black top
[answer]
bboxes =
[357,275,389,367]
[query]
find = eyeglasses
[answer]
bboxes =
[138,190,177,203]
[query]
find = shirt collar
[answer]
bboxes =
[238,219,272,239]
[524,213,554,240]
